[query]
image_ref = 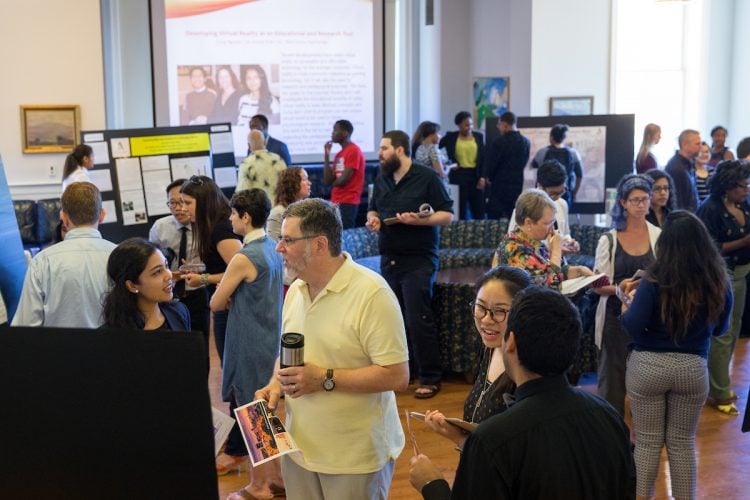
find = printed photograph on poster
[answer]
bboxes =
[120,189,148,226]
[234,399,298,467]
[520,125,606,204]
[176,64,280,127]
[213,166,238,189]
[170,155,211,180]
[473,77,509,129]
[88,169,113,192]
[115,157,144,191]
[101,200,118,224]
[111,137,131,158]
[141,154,171,172]
[142,169,173,217]
[86,141,110,165]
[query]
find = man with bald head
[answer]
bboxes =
[665,129,702,212]
[237,129,287,200]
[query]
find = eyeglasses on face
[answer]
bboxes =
[166,201,184,208]
[735,182,750,190]
[627,196,650,206]
[652,186,670,193]
[470,301,509,322]
[277,234,318,246]
[188,175,204,186]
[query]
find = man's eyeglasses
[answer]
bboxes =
[470,301,509,322]
[188,175,204,186]
[166,201,184,208]
[277,235,318,246]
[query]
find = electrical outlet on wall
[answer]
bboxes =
[49,165,56,177]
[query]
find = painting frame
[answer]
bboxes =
[20,104,81,154]
[548,96,594,116]
[473,76,510,128]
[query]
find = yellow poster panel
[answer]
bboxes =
[130,133,210,157]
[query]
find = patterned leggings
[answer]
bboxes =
[626,350,707,499]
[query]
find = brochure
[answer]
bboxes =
[409,411,478,433]
[561,273,606,296]
[234,400,299,466]
[212,407,235,456]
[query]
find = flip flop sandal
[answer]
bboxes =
[414,384,441,399]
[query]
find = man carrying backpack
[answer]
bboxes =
[531,123,583,207]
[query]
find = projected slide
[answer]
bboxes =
[160,0,378,161]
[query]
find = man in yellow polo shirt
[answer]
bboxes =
[256,198,409,499]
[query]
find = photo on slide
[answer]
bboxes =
[177,64,280,127]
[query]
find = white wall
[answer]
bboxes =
[470,0,532,116]
[728,0,750,149]
[0,0,106,200]
[529,0,611,116]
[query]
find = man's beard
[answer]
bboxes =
[379,155,400,176]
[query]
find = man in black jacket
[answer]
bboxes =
[409,287,636,500]
[485,111,530,219]
[248,114,292,166]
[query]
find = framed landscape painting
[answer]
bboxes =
[549,96,594,116]
[20,105,80,154]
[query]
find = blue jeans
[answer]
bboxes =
[381,261,442,385]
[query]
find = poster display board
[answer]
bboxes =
[80,124,236,242]
[485,114,635,215]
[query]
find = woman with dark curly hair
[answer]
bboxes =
[644,168,676,227]
[266,167,312,242]
[697,159,750,415]
[101,238,190,330]
[592,173,661,415]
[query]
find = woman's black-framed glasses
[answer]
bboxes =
[470,301,509,322]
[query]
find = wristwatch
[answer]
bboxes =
[322,369,335,392]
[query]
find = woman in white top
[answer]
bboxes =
[61,144,94,192]
[237,65,280,125]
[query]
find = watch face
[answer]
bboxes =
[323,378,335,391]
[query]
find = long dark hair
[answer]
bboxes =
[180,175,231,262]
[102,238,162,329]
[648,211,728,343]
[62,144,93,180]
[241,65,274,115]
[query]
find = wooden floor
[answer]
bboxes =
[211,338,750,499]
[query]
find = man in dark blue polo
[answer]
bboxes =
[366,130,453,399]
[248,114,292,166]
[665,129,701,212]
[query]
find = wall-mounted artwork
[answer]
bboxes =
[549,96,594,116]
[20,105,81,154]
[473,77,510,128]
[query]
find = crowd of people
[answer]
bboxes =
[9,112,750,499]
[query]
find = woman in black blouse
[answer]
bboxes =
[420,266,532,448]
[180,175,243,473]
[102,238,191,331]
[644,169,676,228]
[697,160,750,415]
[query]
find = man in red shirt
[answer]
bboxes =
[324,120,365,228]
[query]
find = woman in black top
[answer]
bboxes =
[644,169,675,227]
[421,266,532,448]
[697,160,750,415]
[180,175,243,473]
[180,175,242,361]
[102,238,190,331]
